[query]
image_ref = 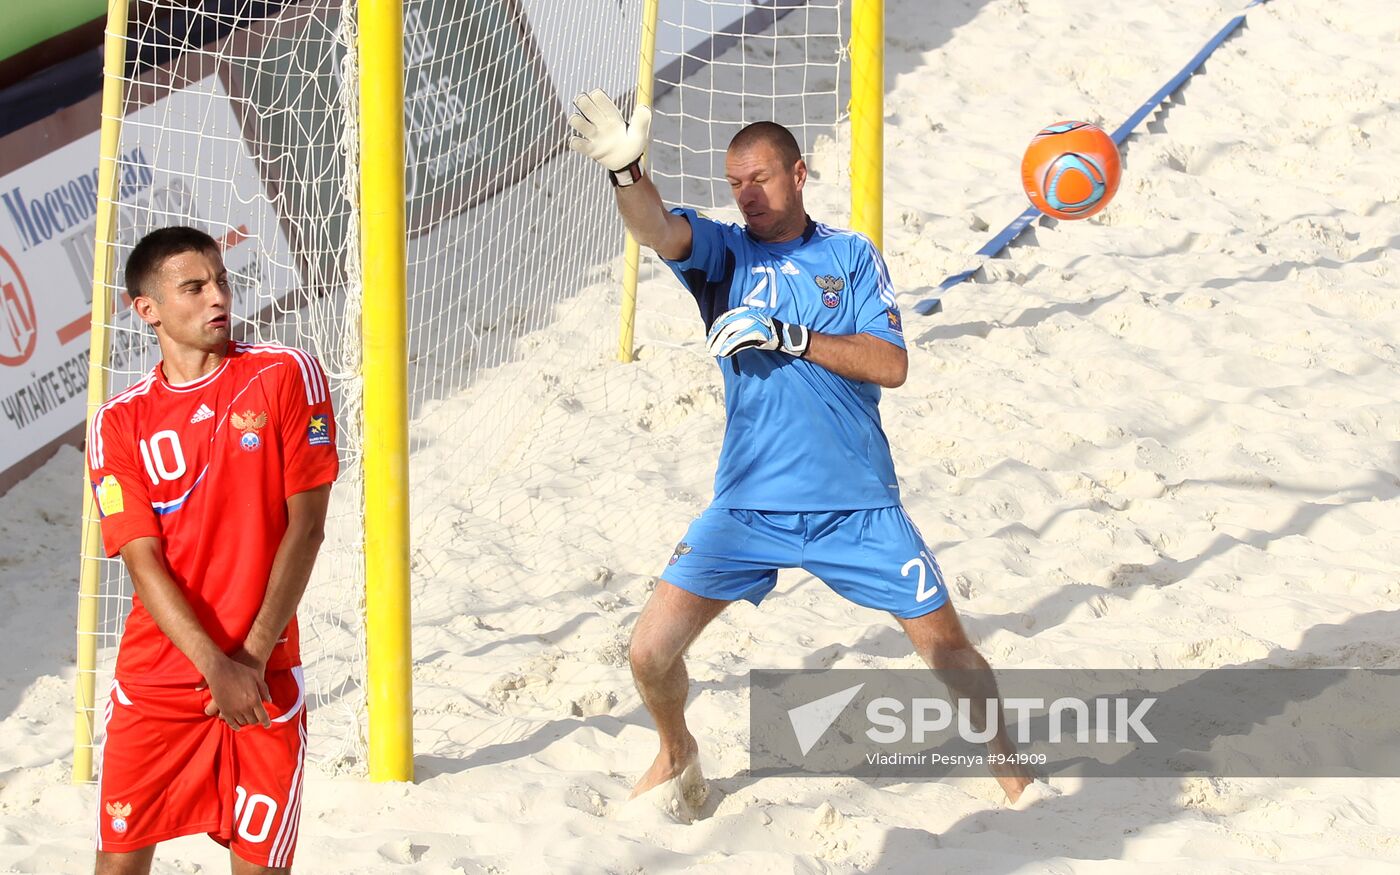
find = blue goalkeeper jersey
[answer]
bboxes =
[663,208,907,511]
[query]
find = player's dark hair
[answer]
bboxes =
[728,121,803,169]
[125,226,220,300]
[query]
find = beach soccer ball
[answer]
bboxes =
[1020,121,1121,220]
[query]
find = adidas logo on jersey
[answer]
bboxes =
[190,403,214,424]
[780,260,801,275]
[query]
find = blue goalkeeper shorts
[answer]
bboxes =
[659,505,949,618]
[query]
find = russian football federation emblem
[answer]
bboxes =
[668,542,692,566]
[105,801,132,834]
[307,413,332,447]
[815,275,844,308]
[231,410,268,452]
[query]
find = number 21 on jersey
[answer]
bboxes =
[743,265,778,309]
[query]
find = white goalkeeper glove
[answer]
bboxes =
[567,88,652,187]
[705,306,810,359]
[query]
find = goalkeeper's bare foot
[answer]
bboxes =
[987,737,1039,804]
[630,732,699,799]
[620,745,708,824]
[997,767,1036,804]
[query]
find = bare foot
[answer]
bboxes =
[1006,779,1061,810]
[991,761,1036,804]
[617,762,709,824]
[630,732,699,799]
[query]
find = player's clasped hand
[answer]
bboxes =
[705,306,811,359]
[198,654,272,730]
[566,88,651,172]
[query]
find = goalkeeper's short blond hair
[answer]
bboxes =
[728,121,803,170]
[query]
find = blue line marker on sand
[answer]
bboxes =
[914,0,1272,316]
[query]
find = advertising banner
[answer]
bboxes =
[0,75,297,482]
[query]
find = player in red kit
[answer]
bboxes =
[87,227,337,874]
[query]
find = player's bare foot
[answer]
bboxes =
[989,754,1039,804]
[619,761,708,824]
[1006,779,1062,810]
[998,771,1035,804]
[630,732,699,799]
[995,759,1061,809]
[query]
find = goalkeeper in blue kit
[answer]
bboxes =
[569,90,1056,809]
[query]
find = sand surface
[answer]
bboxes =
[2,0,1399,871]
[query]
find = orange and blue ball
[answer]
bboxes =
[1020,121,1121,220]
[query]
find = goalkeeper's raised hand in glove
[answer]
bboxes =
[567,88,652,187]
[705,307,811,359]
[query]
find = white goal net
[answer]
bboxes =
[77,0,849,776]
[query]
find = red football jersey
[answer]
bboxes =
[88,342,339,684]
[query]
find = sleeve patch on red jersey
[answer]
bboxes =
[96,475,125,516]
[307,413,332,446]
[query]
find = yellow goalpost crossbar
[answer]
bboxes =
[359,0,415,783]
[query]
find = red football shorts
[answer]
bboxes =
[95,666,307,867]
